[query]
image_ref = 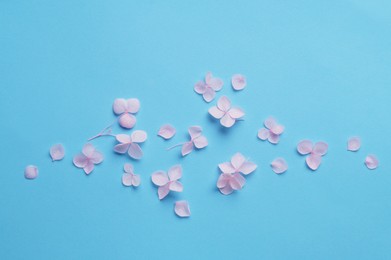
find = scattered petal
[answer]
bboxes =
[365,155,379,170]
[119,113,136,129]
[218,162,235,174]
[208,106,225,119]
[220,113,235,128]
[73,154,88,168]
[313,142,328,156]
[128,143,143,159]
[126,98,140,114]
[181,142,194,156]
[264,117,277,129]
[114,143,130,154]
[131,174,141,186]
[231,74,246,90]
[73,144,103,175]
[268,133,280,144]
[151,171,169,186]
[188,126,202,139]
[124,163,133,173]
[169,181,183,192]
[297,140,313,155]
[113,98,127,114]
[239,161,257,175]
[158,124,176,140]
[116,134,131,144]
[217,96,231,112]
[168,165,182,181]
[131,130,147,143]
[347,137,361,152]
[257,128,270,140]
[83,161,95,175]
[193,136,208,149]
[306,154,322,171]
[24,165,38,179]
[50,144,65,161]
[219,185,234,195]
[174,201,191,218]
[194,81,206,94]
[203,87,216,102]
[228,107,245,119]
[271,158,288,174]
[158,185,170,200]
[231,153,246,170]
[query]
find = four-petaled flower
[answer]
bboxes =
[151,165,183,200]
[257,117,284,144]
[122,163,141,187]
[181,126,208,156]
[113,98,140,129]
[209,96,245,128]
[73,143,104,174]
[114,130,147,160]
[297,140,328,171]
[217,153,257,195]
[194,72,223,102]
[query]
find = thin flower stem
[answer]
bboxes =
[166,142,186,151]
[87,120,116,141]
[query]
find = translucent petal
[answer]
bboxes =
[113,98,127,114]
[257,128,270,140]
[131,130,147,143]
[203,87,215,102]
[217,96,231,112]
[127,143,143,159]
[73,154,88,168]
[151,171,169,186]
[365,155,379,170]
[208,106,225,119]
[193,136,208,149]
[188,126,202,139]
[313,142,328,156]
[24,165,38,180]
[116,134,131,144]
[118,113,136,129]
[231,153,246,170]
[181,142,194,156]
[83,161,95,175]
[228,107,245,119]
[169,181,183,192]
[50,144,65,161]
[113,143,130,154]
[306,154,322,171]
[268,133,280,144]
[297,140,313,155]
[220,114,235,128]
[231,74,246,90]
[218,163,235,174]
[124,163,133,173]
[168,165,182,181]
[158,184,170,200]
[239,161,257,175]
[158,124,176,140]
[194,81,206,94]
[347,137,361,152]
[82,143,95,157]
[174,200,191,217]
[271,158,288,174]
[126,98,140,113]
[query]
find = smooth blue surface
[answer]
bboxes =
[1,1,391,259]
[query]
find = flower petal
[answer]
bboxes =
[208,77,223,91]
[220,114,235,128]
[50,144,65,161]
[174,201,191,218]
[217,96,231,112]
[264,117,277,130]
[169,181,183,192]
[113,143,130,154]
[116,134,131,144]
[313,142,328,156]
[90,151,104,164]
[24,165,38,180]
[126,98,140,113]
[217,173,230,188]
[271,158,288,174]
[231,153,246,170]
[193,136,208,149]
[219,185,234,195]
[271,124,284,135]
[181,142,194,156]
[158,184,170,200]
[365,155,379,170]
[73,154,88,168]
[202,87,216,102]
[113,98,127,114]
[232,173,246,188]
[128,143,143,159]
[228,107,245,119]
[297,140,313,155]
[218,162,235,174]
[118,113,136,129]
[158,124,176,140]
[257,128,270,140]
[231,74,246,90]
[132,174,141,187]
[131,130,147,143]
[122,173,133,186]
[82,143,95,157]
[239,161,257,175]
[188,126,202,139]
[84,161,94,175]
[168,165,182,181]
[151,171,169,186]
[124,163,133,173]
[208,106,224,119]
[347,137,361,152]
[268,133,280,144]
[194,81,206,94]
[306,154,322,171]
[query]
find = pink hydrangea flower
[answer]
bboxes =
[114,130,147,160]
[257,117,284,144]
[151,165,183,200]
[181,126,208,156]
[297,140,328,171]
[122,163,141,187]
[113,98,140,129]
[208,96,245,128]
[73,143,104,174]
[194,72,223,102]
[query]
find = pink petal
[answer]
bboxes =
[297,140,313,155]
[313,142,328,156]
[158,124,176,140]
[174,201,191,218]
[232,173,246,188]
[231,74,246,90]
[50,144,65,161]
[228,107,245,119]
[257,128,270,140]
[169,181,183,192]
[220,114,235,128]
[194,81,206,94]
[168,165,182,181]
[131,174,141,187]
[83,161,94,175]
[116,134,131,144]
[347,137,361,152]
[90,151,104,164]
[208,106,225,119]
[151,171,169,186]
[188,126,202,139]
[217,96,231,112]
[24,165,38,180]
[181,142,194,156]
[113,98,127,115]
[118,113,136,129]
[239,161,257,175]
[193,135,208,149]
[268,133,280,144]
[231,153,246,170]
[271,158,288,174]
[306,154,322,171]
[158,184,170,200]
[271,124,284,135]
[217,173,231,188]
[365,155,379,170]
[124,163,133,173]
[202,87,216,102]
[131,130,147,143]
[218,162,235,174]
[73,154,88,168]
[126,98,140,113]
[219,185,234,195]
[264,117,277,130]
[208,77,223,91]
[122,173,133,186]
[82,143,95,157]
[113,143,130,154]
[127,143,143,159]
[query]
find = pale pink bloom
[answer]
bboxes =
[113,98,140,129]
[217,173,246,195]
[122,163,141,187]
[73,143,104,174]
[25,165,38,179]
[347,137,361,152]
[271,158,288,174]
[365,155,379,170]
[194,72,223,102]
[231,74,246,90]
[297,140,328,171]
[151,165,183,200]
[158,124,176,140]
[50,144,65,161]
[181,126,208,156]
[114,130,147,160]
[208,96,245,128]
[174,200,191,218]
[257,117,284,144]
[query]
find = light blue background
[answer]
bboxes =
[1,1,391,259]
